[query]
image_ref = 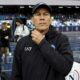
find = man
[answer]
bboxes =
[11,2,73,80]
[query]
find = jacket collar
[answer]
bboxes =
[45,25,58,40]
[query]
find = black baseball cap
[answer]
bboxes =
[32,2,52,15]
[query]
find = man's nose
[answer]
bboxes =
[40,15,45,20]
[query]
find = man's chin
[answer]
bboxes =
[36,28,49,34]
[36,28,45,31]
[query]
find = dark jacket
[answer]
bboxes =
[11,25,73,80]
[0,28,11,47]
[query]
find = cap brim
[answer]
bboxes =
[32,3,52,15]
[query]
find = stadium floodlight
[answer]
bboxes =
[28,5,33,8]
[75,6,79,8]
[67,6,71,8]
[58,6,63,8]
[20,6,24,9]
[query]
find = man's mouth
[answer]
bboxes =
[39,23,46,25]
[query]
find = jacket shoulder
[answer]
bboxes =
[54,31,69,49]
[18,35,30,44]
[16,36,30,50]
[55,31,68,40]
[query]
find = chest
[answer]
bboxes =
[21,37,59,65]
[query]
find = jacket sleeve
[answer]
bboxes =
[11,39,24,80]
[39,34,73,76]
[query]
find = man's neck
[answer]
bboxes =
[38,28,49,35]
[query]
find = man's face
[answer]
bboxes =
[32,8,52,32]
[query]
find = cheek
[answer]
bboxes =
[46,19,52,26]
[33,19,39,26]
[33,18,37,23]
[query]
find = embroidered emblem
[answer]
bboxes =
[24,47,32,52]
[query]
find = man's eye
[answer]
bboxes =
[34,13,40,16]
[44,13,50,16]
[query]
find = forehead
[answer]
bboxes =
[34,8,50,13]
